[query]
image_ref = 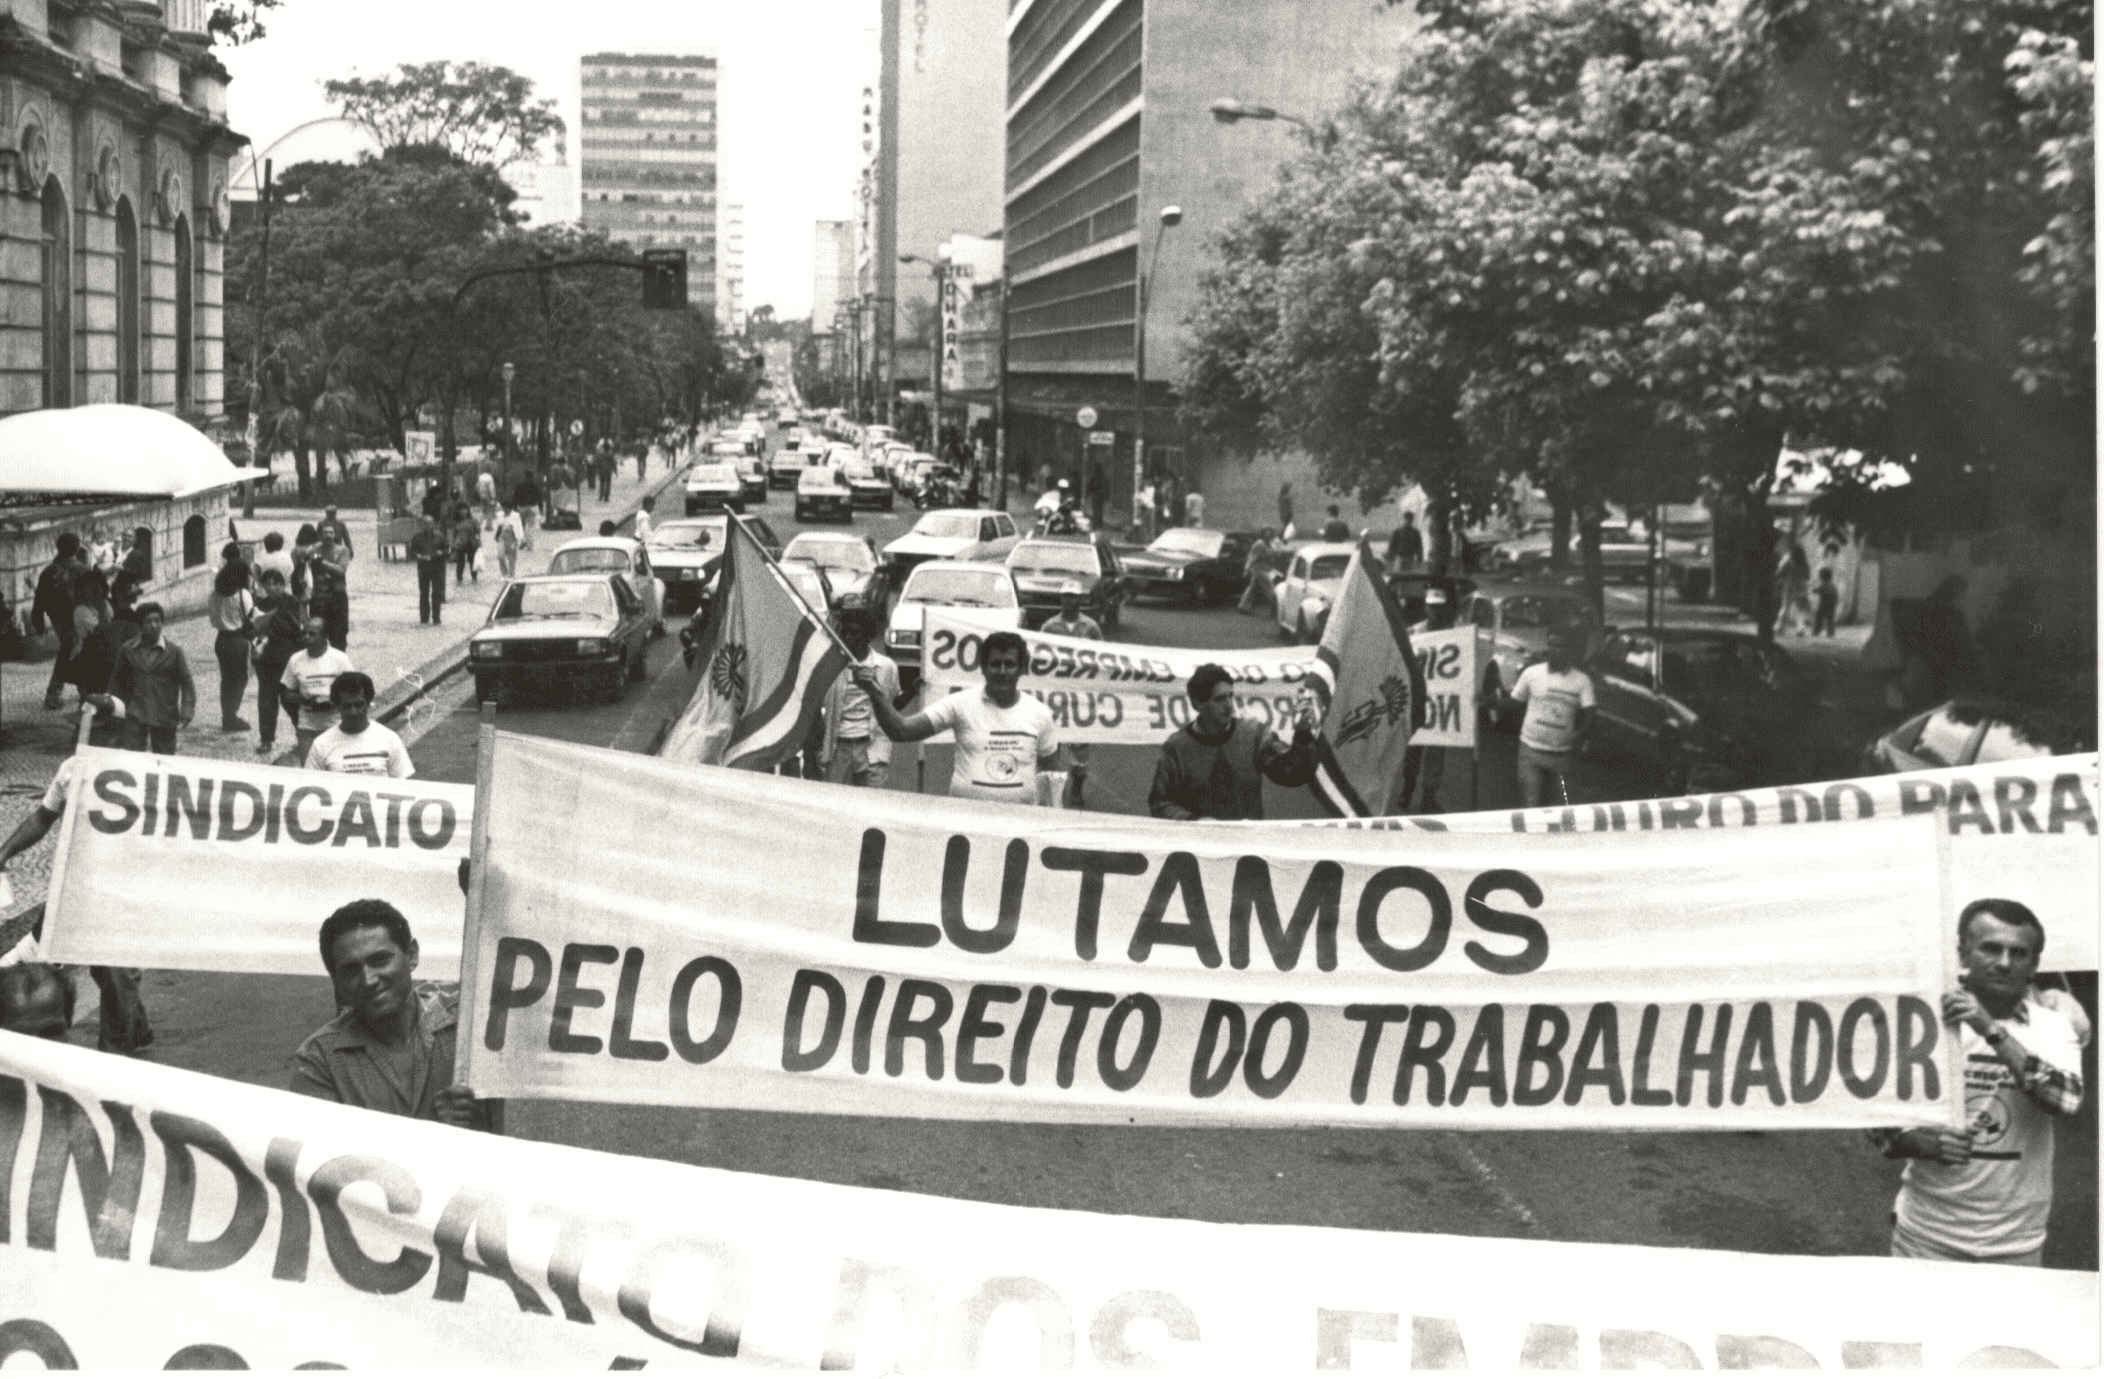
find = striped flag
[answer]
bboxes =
[1305,539,1427,816]
[658,513,848,770]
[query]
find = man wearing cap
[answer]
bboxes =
[1040,583,1100,801]
[1402,585,1458,811]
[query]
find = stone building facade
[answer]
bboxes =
[0,0,243,423]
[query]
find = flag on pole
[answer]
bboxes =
[1305,539,1426,816]
[658,512,848,770]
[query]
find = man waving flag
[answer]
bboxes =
[659,513,847,769]
[1305,538,1426,816]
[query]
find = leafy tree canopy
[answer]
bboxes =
[323,60,566,168]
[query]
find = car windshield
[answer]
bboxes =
[1010,544,1100,576]
[784,536,874,572]
[781,566,827,606]
[1666,640,1799,696]
[903,569,1013,608]
[911,513,984,540]
[692,465,736,484]
[497,581,614,620]
[651,523,720,552]
[1499,595,1588,630]
[1148,529,1223,558]
[800,469,842,489]
[549,548,629,574]
[843,462,877,481]
[1309,554,1351,581]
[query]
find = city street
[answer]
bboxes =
[123,483,2098,1272]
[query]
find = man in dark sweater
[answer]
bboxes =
[1149,664,1318,820]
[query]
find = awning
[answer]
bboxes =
[0,405,267,504]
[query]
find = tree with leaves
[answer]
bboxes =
[324,61,565,169]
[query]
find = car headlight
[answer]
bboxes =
[471,641,503,660]
[577,639,610,656]
[888,628,919,646]
[1167,567,1183,579]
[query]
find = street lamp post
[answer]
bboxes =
[1133,205,1182,539]
[500,361,516,473]
[994,276,1010,509]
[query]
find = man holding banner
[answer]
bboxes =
[855,629,1067,804]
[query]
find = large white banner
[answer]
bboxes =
[0,1034,2089,1370]
[42,747,472,979]
[923,614,1475,748]
[1304,754,2100,971]
[461,733,1956,1130]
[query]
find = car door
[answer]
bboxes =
[630,549,665,628]
[991,513,1019,560]
[1587,632,1661,757]
[609,577,647,659]
[1277,555,1309,634]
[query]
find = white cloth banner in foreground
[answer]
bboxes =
[462,733,1957,1129]
[0,1034,2089,1370]
[1300,754,2101,971]
[42,746,472,979]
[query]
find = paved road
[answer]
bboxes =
[139,486,2099,1270]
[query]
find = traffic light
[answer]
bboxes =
[641,249,688,310]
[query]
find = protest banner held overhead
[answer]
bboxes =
[459,732,1958,1131]
[0,1033,2088,1370]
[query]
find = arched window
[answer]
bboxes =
[182,514,206,568]
[116,199,140,404]
[173,215,194,415]
[41,177,72,408]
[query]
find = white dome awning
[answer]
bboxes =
[0,406,268,502]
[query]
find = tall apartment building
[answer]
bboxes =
[1004,0,1414,526]
[580,52,718,314]
[717,200,745,334]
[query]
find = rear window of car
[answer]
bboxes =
[651,523,720,551]
[799,468,843,490]
[1149,529,1223,558]
[549,548,628,574]
[498,581,615,620]
[1009,544,1101,576]
[1310,555,1351,581]
[911,513,983,540]
[692,465,736,484]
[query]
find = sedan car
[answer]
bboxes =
[768,447,807,489]
[1007,535,1124,630]
[1274,542,1356,643]
[1585,628,1838,792]
[547,536,665,634]
[470,575,650,704]
[882,508,1020,578]
[1861,699,2077,775]
[1121,527,1255,603]
[683,462,744,514]
[778,558,837,613]
[1514,520,1653,583]
[795,464,854,522]
[647,514,785,615]
[840,456,895,511]
[781,531,888,610]
[884,559,1022,688]
[1465,580,1604,729]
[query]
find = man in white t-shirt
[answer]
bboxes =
[306,671,414,778]
[279,616,357,763]
[855,629,1066,805]
[1505,625,1595,808]
[1870,898,2084,1266]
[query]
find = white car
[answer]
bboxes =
[882,509,1019,577]
[1273,542,1356,643]
[683,462,743,514]
[546,536,666,634]
[884,559,1021,681]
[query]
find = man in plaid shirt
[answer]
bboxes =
[1870,898,2085,1266]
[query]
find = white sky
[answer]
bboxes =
[218,0,880,317]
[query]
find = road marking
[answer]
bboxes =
[1440,1133,1539,1232]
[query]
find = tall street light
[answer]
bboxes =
[500,360,516,471]
[900,251,950,460]
[1133,205,1182,539]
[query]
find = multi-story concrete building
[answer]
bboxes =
[717,199,743,334]
[508,156,578,228]
[1003,0,1417,529]
[812,218,854,384]
[580,51,717,314]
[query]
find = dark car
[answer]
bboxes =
[1387,571,1476,627]
[1585,628,1839,792]
[1861,698,2084,775]
[735,456,769,504]
[840,456,895,511]
[1006,535,1125,630]
[470,575,651,705]
[1120,528,1255,603]
[647,514,781,615]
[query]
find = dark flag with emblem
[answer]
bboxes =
[659,512,848,769]
[1305,538,1426,816]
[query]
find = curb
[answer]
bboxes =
[369,458,698,725]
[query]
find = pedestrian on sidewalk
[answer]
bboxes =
[306,672,413,778]
[512,473,541,549]
[249,566,302,757]
[1239,529,1278,616]
[475,466,497,526]
[289,522,319,614]
[635,443,649,483]
[495,504,523,580]
[253,530,294,588]
[311,529,351,650]
[30,533,85,710]
[451,509,481,587]
[594,440,616,503]
[94,602,195,755]
[63,569,135,712]
[316,505,355,566]
[1812,567,1840,637]
[1387,514,1424,574]
[409,514,450,625]
[280,616,355,763]
[207,544,257,733]
[110,526,153,625]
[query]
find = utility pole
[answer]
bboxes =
[994,276,1010,509]
[1133,206,1183,538]
[242,158,272,520]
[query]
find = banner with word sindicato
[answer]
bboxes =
[0,1033,2089,1370]
[922,613,1477,747]
[460,733,1956,1130]
[1300,754,2100,971]
[42,747,472,979]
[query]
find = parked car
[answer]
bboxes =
[1585,628,1837,792]
[768,446,808,489]
[884,558,1022,688]
[778,558,837,613]
[882,508,1020,577]
[1389,571,1477,628]
[1465,580,1604,730]
[840,456,895,511]
[1273,542,1357,643]
[546,535,665,635]
[1120,527,1256,603]
[1861,699,2080,775]
[470,575,651,705]
[1515,520,1653,583]
[781,531,888,610]
[683,462,744,514]
[795,465,854,522]
[1007,535,1125,630]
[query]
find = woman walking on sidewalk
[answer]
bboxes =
[249,567,302,757]
[206,544,256,733]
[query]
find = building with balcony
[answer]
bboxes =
[580,51,717,314]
